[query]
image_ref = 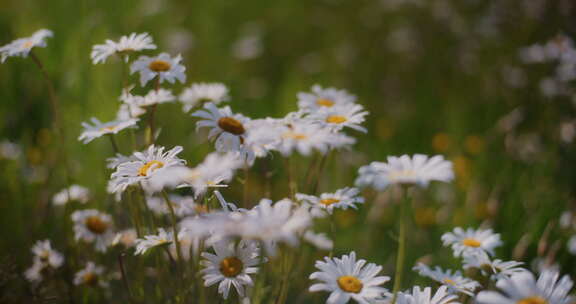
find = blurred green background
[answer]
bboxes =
[1,0,576,302]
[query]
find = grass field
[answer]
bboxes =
[1,0,575,303]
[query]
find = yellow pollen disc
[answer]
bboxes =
[516,296,548,304]
[217,117,246,135]
[443,278,455,285]
[316,98,335,107]
[220,257,243,277]
[337,276,363,293]
[82,272,99,286]
[148,60,171,72]
[320,198,340,206]
[326,115,347,124]
[194,205,209,214]
[138,160,165,177]
[462,238,481,248]
[85,216,108,234]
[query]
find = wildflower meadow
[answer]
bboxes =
[1,1,576,303]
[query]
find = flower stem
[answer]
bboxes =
[108,134,120,154]
[117,252,135,304]
[391,186,409,304]
[161,190,185,303]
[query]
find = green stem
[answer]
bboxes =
[391,186,410,304]
[161,191,183,268]
[108,134,120,154]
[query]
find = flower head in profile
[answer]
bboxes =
[355,154,454,191]
[120,87,175,108]
[134,228,175,255]
[130,52,186,86]
[1,29,53,63]
[309,251,390,304]
[180,82,229,112]
[476,269,574,304]
[24,239,64,283]
[73,262,108,288]
[276,121,355,157]
[441,227,502,257]
[463,251,527,281]
[192,103,251,153]
[91,32,157,64]
[395,286,460,304]
[146,194,198,217]
[297,85,357,112]
[413,263,480,296]
[71,209,114,252]
[296,187,364,217]
[78,117,138,144]
[303,231,334,251]
[52,184,90,206]
[109,145,185,194]
[307,103,369,133]
[201,240,261,299]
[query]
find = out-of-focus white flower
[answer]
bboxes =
[307,103,369,133]
[121,87,175,108]
[296,187,364,217]
[201,240,261,299]
[73,262,108,288]
[192,102,251,153]
[395,286,460,304]
[441,227,502,257]
[303,231,333,250]
[297,85,356,112]
[0,140,22,160]
[463,251,527,281]
[146,194,197,217]
[180,83,229,112]
[276,121,355,157]
[78,117,138,144]
[106,153,135,169]
[309,251,390,303]
[130,52,186,87]
[476,269,574,304]
[134,228,174,255]
[568,235,576,255]
[1,29,53,63]
[52,184,90,206]
[112,229,137,248]
[71,209,114,252]
[90,32,157,64]
[109,145,185,194]
[25,239,64,282]
[413,263,480,296]
[355,154,454,190]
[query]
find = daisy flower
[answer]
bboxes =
[112,228,138,248]
[134,228,175,255]
[355,154,454,191]
[308,104,369,133]
[296,187,364,217]
[192,103,251,153]
[303,231,333,250]
[0,29,53,63]
[78,117,138,144]
[395,286,460,304]
[463,251,527,281]
[130,52,186,87]
[24,261,45,283]
[73,262,108,288]
[109,145,185,194]
[297,84,357,112]
[106,153,135,169]
[30,240,64,269]
[71,210,114,252]
[476,269,574,304]
[413,263,480,296]
[276,121,355,157]
[146,194,197,217]
[90,32,157,64]
[441,227,502,257]
[52,184,90,206]
[121,87,176,108]
[180,82,229,112]
[309,251,390,303]
[201,240,261,299]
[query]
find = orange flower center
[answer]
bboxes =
[82,272,99,286]
[462,238,481,248]
[85,216,108,234]
[283,132,308,140]
[100,126,117,132]
[217,117,246,135]
[219,257,243,277]
[23,41,34,49]
[148,60,171,72]
[316,98,335,107]
[138,160,165,177]
[443,278,456,285]
[337,275,363,293]
[326,115,347,124]
[320,198,340,206]
[516,296,548,304]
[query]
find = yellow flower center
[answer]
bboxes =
[316,98,335,107]
[326,115,348,124]
[82,272,99,286]
[148,60,171,72]
[320,198,340,206]
[217,117,246,135]
[138,160,165,177]
[462,238,481,248]
[337,275,363,293]
[23,41,34,49]
[443,278,456,285]
[100,126,117,132]
[219,257,243,277]
[389,170,417,181]
[85,216,108,234]
[517,297,548,304]
[283,132,308,140]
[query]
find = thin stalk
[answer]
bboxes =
[108,134,120,154]
[147,77,161,145]
[161,191,184,269]
[243,163,249,208]
[118,252,134,304]
[284,157,296,199]
[311,151,330,194]
[128,190,143,237]
[276,250,292,304]
[391,186,410,304]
